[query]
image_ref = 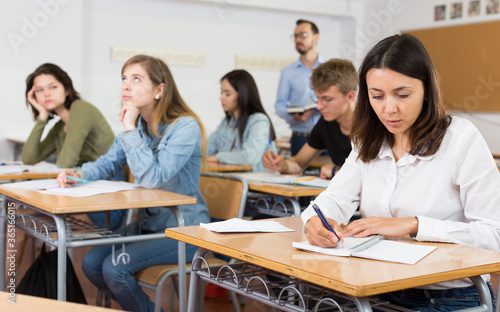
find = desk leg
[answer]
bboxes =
[53,215,67,301]
[0,198,6,291]
[350,297,373,312]
[187,248,206,312]
[470,275,493,311]
[291,198,301,216]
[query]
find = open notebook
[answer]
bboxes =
[293,236,436,265]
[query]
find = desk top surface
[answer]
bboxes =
[165,216,500,297]
[203,163,253,172]
[0,172,58,181]
[0,186,196,214]
[247,182,324,197]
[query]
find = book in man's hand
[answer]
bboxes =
[293,235,436,265]
[286,103,317,114]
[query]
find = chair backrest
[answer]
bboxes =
[124,164,135,183]
[199,172,248,220]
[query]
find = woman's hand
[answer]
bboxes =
[56,169,81,188]
[119,104,140,131]
[262,150,285,172]
[342,216,419,238]
[27,86,49,121]
[319,163,335,179]
[305,216,344,248]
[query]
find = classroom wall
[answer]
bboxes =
[393,0,500,153]
[0,0,84,161]
[2,0,382,162]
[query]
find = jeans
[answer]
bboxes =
[374,282,496,312]
[290,134,309,156]
[82,223,198,312]
[88,209,127,231]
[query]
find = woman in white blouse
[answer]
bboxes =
[301,34,500,311]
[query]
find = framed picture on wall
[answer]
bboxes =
[451,3,463,18]
[468,0,481,16]
[435,5,446,20]
[486,0,499,14]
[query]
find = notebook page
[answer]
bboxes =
[353,240,436,265]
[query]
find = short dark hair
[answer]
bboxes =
[311,59,358,94]
[296,19,319,34]
[25,63,80,120]
[221,69,276,141]
[352,34,450,162]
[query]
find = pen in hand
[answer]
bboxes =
[66,175,92,184]
[311,202,343,248]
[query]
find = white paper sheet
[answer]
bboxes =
[229,172,330,188]
[0,165,31,174]
[40,180,140,197]
[200,218,295,233]
[3,179,140,197]
[2,178,59,189]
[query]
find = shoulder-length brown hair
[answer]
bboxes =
[122,55,206,158]
[352,34,450,162]
[25,63,80,120]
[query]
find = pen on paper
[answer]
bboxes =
[311,202,343,247]
[349,235,384,254]
[66,175,92,184]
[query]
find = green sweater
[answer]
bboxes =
[22,100,115,168]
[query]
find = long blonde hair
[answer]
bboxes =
[122,55,206,165]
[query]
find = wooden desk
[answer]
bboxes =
[0,186,195,310]
[227,172,325,216]
[0,172,58,181]
[166,217,500,312]
[1,291,123,312]
[203,163,253,172]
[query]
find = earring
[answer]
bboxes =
[155,94,160,100]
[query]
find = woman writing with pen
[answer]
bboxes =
[302,34,500,311]
[207,69,276,172]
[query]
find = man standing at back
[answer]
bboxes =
[275,19,325,155]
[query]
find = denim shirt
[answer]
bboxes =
[207,113,275,172]
[80,116,209,232]
[275,56,325,133]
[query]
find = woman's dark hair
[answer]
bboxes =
[351,33,450,162]
[25,63,80,120]
[221,70,276,142]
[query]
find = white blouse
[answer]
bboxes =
[302,116,500,289]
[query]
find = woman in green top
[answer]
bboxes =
[22,63,125,230]
[22,63,115,168]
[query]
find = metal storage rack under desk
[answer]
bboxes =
[189,251,415,312]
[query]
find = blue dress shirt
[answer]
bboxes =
[275,55,325,133]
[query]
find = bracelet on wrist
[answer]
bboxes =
[331,165,340,177]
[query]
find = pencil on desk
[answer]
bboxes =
[293,176,315,184]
